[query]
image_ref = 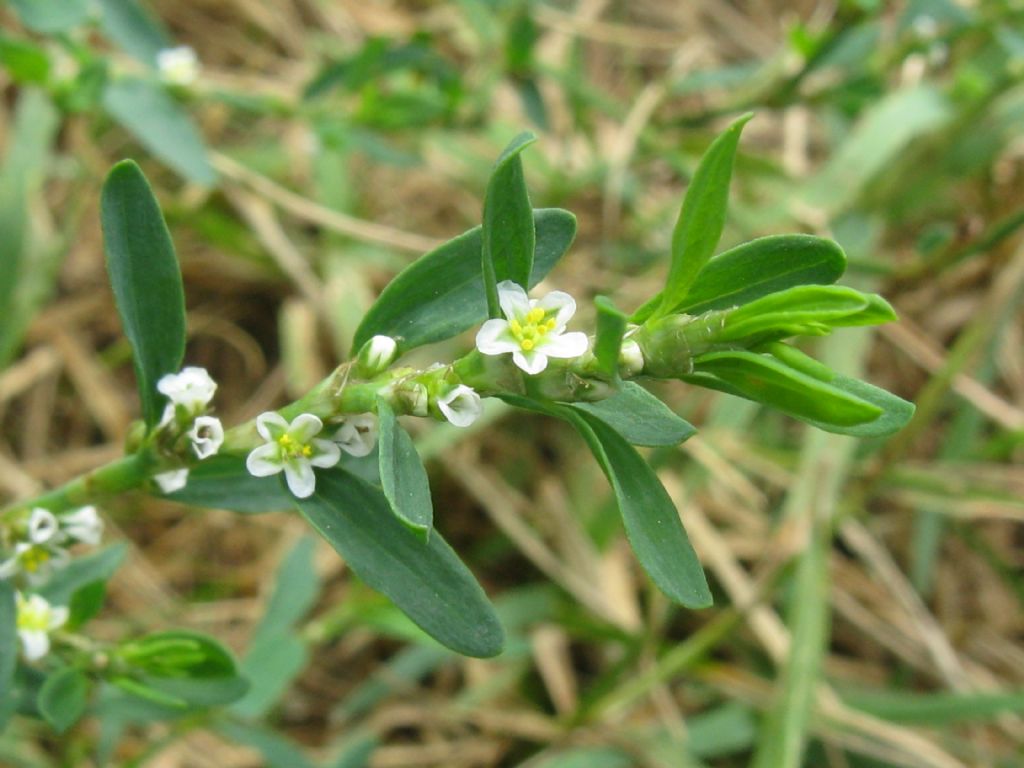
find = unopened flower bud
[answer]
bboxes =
[356,335,399,377]
[619,340,644,376]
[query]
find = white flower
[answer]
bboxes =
[60,506,103,546]
[357,335,398,375]
[0,541,69,586]
[154,469,190,494]
[16,592,68,662]
[27,508,59,544]
[437,385,482,428]
[246,412,341,499]
[188,415,224,459]
[157,45,199,87]
[476,281,589,375]
[333,414,378,457]
[158,367,217,414]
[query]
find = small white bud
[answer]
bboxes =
[619,340,644,376]
[188,416,224,459]
[157,46,199,87]
[154,469,189,494]
[356,335,399,376]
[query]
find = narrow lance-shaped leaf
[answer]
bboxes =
[0,581,15,724]
[688,350,883,429]
[570,382,696,447]
[296,468,504,658]
[103,78,216,185]
[502,396,711,608]
[101,160,187,427]
[482,131,537,315]
[764,343,915,438]
[631,234,847,323]
[377,399,434,539]
[657,113,752,319]
[353,208,576,353]
[38,667,91,733]
[96,0,173,65]
[592,296,628,379]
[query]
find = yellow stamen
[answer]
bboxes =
[302,445,313,457]
[521,339,535,351]
[509,319,522,335]
[526,307,545,324]
[278,434,293,448]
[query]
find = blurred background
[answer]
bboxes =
[1,0,1023,766]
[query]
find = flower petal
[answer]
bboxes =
[334,415,378,457]
[246,443,283,477]
[475,319,519,356]
[540,331,589,359]
[28,508,59,544]
[255,412,289,441]
[283,459,316,498]
[189,416,224,459]
[512,349,548,375]
[48,605,69,630]
[154,469,189,493]
[309,439,341,468]
[536,290,577,330]
[288,413,324,444]
[437,385,482,427]
[497,280,530,320]
[19,629,49,661]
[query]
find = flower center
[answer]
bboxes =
[508,307,557,352]
[277,434,313,459]
[20,546,50,573]
[17,603,51,631]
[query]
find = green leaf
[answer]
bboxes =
[842,688,1024,725]
[503,396,711,608]
[482,131,537,314]
[765,344,915,437]
[632,234,847,322]
[96,0,173,65]
[296,469,505,658]
[231,634,307,720]
[40,543,127,605]
[216,721,317,768]
[353,208,576,353]
[0,35,51,84]
[0,88,60,367]
[688,350,883,428]
[119,630,249,709]
[165,455,297,513]
[0,581,15,724]
[377,399,433,539]
[101,160,187,427]
[718,285,895,343]
[592,296,628,378]
[8,0,90,33]
[38,667,91,733]
[67,581,108,629]
[571,383,696,447]
[103,78,216,185]
[231,537,319,719]
[657,113,751,318]
[574,412,712,608]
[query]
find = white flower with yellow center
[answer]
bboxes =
[246,413,341,498]
[476,281,589,375]
[16,592,68,661]
[0,540,69,585]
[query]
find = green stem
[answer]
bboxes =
[1,454,154,519]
